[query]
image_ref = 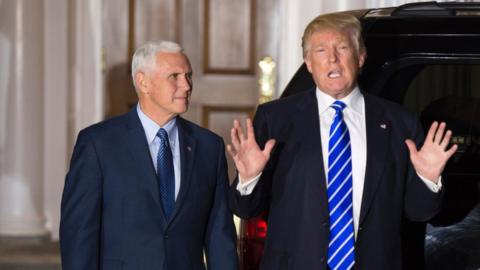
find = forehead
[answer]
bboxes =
[308,29,352,46]
[155,52,191,71]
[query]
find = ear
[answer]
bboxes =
[358,51,367,69]
[135,72,149,94]
[304,54,313,74]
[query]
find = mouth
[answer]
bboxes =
[328,69,341,79]
[174,96,190,102]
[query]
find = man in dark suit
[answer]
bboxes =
[227,13,457,270]
[60,40,238,270]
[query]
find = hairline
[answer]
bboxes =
[131,41,185,90]
[302,14,365,59]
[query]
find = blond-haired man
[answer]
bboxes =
[228,13,456,270]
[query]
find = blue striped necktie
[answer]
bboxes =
[327,101,355,270]
[156,128,175,219]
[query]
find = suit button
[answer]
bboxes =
[164,234,169,239]
[322,219,328,227]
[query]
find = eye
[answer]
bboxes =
[168,73,179,80]
[186,72,193,81]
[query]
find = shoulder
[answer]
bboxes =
[258,88,314,113]
[364,93,421,137]
[255,89,316,127]
[177,117,224,146]
[364,93,417,120]
[76,112,131,142]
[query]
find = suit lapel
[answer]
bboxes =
[294,90,329,220]
[167,117,196,226]
[125,108,168,228]
[359,94,390,226]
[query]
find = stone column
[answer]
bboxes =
[0,0,47,236]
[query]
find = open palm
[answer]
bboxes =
[405,122,457,183]
[227,118,275,181]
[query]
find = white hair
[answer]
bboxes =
[131,40,184,89]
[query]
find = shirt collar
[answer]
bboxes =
[316,86,364,116]
[136,104,177,145]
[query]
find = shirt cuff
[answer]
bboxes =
[236,173,262,195]
[418,174,443,193]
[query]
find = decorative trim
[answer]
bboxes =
[202,106,255,128]
[127,0,182,61]
[128,0,136,63]
[175,0,182,43]
[203,0,256,75]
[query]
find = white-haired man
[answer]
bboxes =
[60,41,238,270]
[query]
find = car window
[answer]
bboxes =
[403,64,480,176]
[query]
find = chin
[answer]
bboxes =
[330,85,354,95]
[323,87,347,95]
[176,107,188,114]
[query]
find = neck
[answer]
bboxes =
[138,102,177,127]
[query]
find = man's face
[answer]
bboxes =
[138,52,192,122]
[304,29,365,99]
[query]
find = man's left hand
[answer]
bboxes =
[405,121,458,183]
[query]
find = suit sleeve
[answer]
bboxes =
[228,106,273,219]
[60,130,102,270]
[204,140,239,270]
[404,117,444,222]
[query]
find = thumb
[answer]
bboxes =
[263,139,276,158]
[405,139,418,157]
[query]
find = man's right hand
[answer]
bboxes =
[227,118,275,182]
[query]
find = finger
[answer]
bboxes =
[230,126,241,150]
[235,118,246,142]
[434,122,446,144]
[262,139,276,158]
[246,118,255,141]
[227,144,242,166]
[440,130,452,149]
[405,139,418,157]
[233,119,240,131]
[445,144,458,159]
[425,121,438,143]
[226,144,236,158]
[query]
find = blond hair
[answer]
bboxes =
[302,13,365,58]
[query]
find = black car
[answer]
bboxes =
[238,2,480,270]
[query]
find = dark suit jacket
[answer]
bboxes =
[60,108,238,270]
[229,88,443,270]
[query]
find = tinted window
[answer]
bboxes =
[403,65,480,177]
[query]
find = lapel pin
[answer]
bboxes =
[380,124,387,129]
[187,146,192,151]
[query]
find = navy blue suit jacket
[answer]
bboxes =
[229,89,443,270]
[61,108,238,270]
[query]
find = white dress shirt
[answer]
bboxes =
[317,87,366,236]
[137,105,181,200]
[237,87,441,236]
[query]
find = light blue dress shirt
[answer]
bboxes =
[137,105,181,200]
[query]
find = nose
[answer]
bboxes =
[177,73,192,90]
[328,49,339,63]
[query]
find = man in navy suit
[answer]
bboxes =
[228,13,457,270]
[60,40,238,270]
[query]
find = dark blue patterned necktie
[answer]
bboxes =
[327,101,355,270]
[156,128,175,219]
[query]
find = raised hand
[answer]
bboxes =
[226,118,275,182]
[405,121,458,183]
